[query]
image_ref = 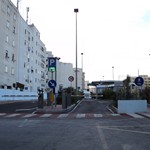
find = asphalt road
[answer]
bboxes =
[0,117,150,150]
[71,99,112,114]
[0,100,38,113]
[0,99,150,149]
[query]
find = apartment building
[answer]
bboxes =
[0,0,48,92]
[0,0,18,89]
[0,0,84,93]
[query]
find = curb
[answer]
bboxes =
[35,103,78,114]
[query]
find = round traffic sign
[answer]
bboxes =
[48,80,57,88]
[68,76,74,82]
[134,77,144,86]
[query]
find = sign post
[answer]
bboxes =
[48,79,57,107]
[68,76,74,87]
[134,76,144,99]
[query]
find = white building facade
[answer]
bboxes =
[0,0,19,89]
[0,0,85,93]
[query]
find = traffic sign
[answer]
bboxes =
[134,76,144,86]
[48,80,57,88]
[48,57,56,67]
[48,58,56,72]
[68,76,74,82]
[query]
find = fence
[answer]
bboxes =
[0,89,47,101]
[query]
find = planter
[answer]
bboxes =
[118,100,147,113]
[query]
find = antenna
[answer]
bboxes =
[26,7,29,24]
[17,0,22,10]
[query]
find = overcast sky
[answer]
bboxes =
[12,0,150,82]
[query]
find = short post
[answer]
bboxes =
[38,89,44,108]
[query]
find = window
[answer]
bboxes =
[7,6,10,15]
[12,54,15,62]
[12,39,15,47]
[5,50,9,58]
[5,65,8,73]
[13,13,16,21]
[6,20,10,28]
[13,26,16,34]
[11,67,15,75]
[6,35,9,43]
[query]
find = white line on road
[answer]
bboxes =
[76,114,85,118]
[40,114,52,118]
[5,113,21,117]
[122,144,132,150]
[127,113,144,118]
[140,113,150,118]
[0,113,6,116]
[94,114,103,117]
[57,114,69,118]
[22,114,37,118]
[97,127,109,150]
[97,126,150,135]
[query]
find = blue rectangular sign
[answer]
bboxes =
[48,57,56,67]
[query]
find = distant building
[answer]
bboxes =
[130,75,150,88]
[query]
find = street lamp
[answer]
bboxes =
[74,8,79,94]
[81,53,83,90]
[112,66,114,80]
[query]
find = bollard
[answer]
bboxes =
[47,92,50,106]
[38,89,44,108]
[62,92,67,109]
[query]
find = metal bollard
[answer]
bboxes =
[38,89,44,108]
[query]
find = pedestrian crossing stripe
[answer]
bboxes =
[22,114,37,118]
[127,113,144,118]
[0,113,6,116]
[57,114,69,118]
[0,113,149,119]
[40,114,52,118]
[76,114,85,118]
[5,113,21,117]
[94,114,103,117]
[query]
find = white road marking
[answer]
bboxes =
[22,114,37,118]
[122,144,132,150]
[18,119,29,127]
[94,114,103,117]
[127,113,144,118]
[97,126,150,135]
[40,114,52,118]
[97,128,109,150]
[140,113,150,118]
[76,114,85,118]
[5,113,21,117]
[57,114,68,118]
[0,113,7,116]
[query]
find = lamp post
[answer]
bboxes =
[74,8,79,94]
[112,66,114,80]
[81,53,83,90]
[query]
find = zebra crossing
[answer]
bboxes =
[0,112,150,119]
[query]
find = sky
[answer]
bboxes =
[11,0,150,82]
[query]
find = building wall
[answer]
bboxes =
[0,0,18,88]
[130,75,150,88]
[0,0,48,92]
